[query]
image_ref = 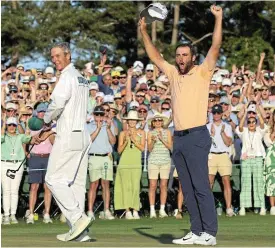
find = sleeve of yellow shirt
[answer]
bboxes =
[20,134,32,144]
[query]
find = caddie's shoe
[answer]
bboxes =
[159,209,168,218]
[226,208,236,217]
[87,211,95,220]
[65,215,93,241]
[172,231,199,245]
[43,213,53,223]
[239,207,246,216]
[57,230,92,242]
[270,206,275,215]
[10,215,18,224]
[104,209,115,220]
[150,210,157,219]
[26,214,34,224]
[194,232,217,246]
[125,211,133,220]
[132,210,140,220]
[260,207,266,216]
[3,216,10,225]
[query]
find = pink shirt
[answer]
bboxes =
[30,130,53,154]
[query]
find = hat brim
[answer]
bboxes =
[93,111,105,115]
[122,117,143,121]
[148,115,169,127]
[140,6,161,24]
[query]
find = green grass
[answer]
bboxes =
[1,213,275,247]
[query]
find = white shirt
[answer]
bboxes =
[235,126,266,157]
[207,121,233,153]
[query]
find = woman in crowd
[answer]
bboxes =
[236,105,266,216]
[114,110,145,219]
[147,113,172,218]
[1,116,38,225]
[264,109,275,215]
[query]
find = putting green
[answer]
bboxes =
[1,213,275,247]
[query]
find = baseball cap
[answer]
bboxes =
[220,96,230,105]
[212,104,223,114]
[129,101,139,109]
[111,71,120,77]
[209,90,218,97]
[139,83,148,90]
[16,64,24,69]
[103,94,114,103]
[49,77,57,83]
[157,75,169,83]
[133,61,144,70]
[232,91,241,98]
[247,104,257,114]
[89,82,99,91]
[150,96,160,103]
[138,104,149,111]
[140,2,168,24]
[45,66,54,74]
[96,92,105,99]
[222,78,232,87]
[114,93,122,99]
[7,79,16,85]
[36,103,48,113]
[146,64,154,71]
[6,117,18,125]
[28,117,44,131]
[22,76,30,83]
[114,66,124,72]
[93,106,105,114]
[254,84,262,90]
[5,102,17,110]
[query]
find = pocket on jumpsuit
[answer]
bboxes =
[69,130,84,151]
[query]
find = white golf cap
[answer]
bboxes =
[145,64,154,71]
[96,92,105,98]
[103,94,114,103]
[222,78,232,87]
[133,61,144,70]
[140,3,168,24]
[45,66,54,74]
[89,82,99,91]
[247,104,257,114]
[6,117,18,125]
[129,101,140,109]
[5,102,17,110]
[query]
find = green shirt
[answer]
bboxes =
[1,133,32,160]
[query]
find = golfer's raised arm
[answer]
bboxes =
[204,5,223,70]
[139,17,166,72]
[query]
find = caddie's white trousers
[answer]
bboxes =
[1,162,24,216]
[45,137,89,226]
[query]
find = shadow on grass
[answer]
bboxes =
[134,227,189,245]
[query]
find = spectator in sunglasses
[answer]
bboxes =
[135,90,146,105]
[87,106,116,220]
[119,70,127,87]
[8,85,19,101]
[145,64,154,80]
[236,106,266,216]
[209,79,218,93]
[219,96,238,130]
[18,106,32,133]
[4,103,17,118]
[110,71,121,95]
[137,104,149,131]
[261,86,270,105]
[148,96,160,119]
[221,78,232,94]
[87,82,99,115]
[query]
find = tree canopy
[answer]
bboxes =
[1,1,274,70]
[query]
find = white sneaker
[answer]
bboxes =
[65,215,94,241]
[239,207,246,216]
[194,232,217,246]
[87,211,95,220]
[159,209,168,218]
[125,211,133,220]
[172,231,199,245]
[43,213,53,223]
[226,208,235,217]
[10,215,18,224]
[104,209,115,220]
[260,207,266,216]
[26,214,34,224]
[270,206,275,215]
[132,210,140,220]
[150,210,157,218]
[3,216,10,225]
[254,208,259,214]
[57,230,91,242]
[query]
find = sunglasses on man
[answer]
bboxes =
[153,118,163,122]
[138,110,147,113]
[162,108,170,111]
[10,90,18,94]
[146,70,154,73]
[247,111,256,115]
[40,87,48,90]
[136,95,145,98]
[151,100,159,104]
[7,124,17,127]
[112,76,120,79]
[150,88,157,92]
[94,113,104,117]
[247,120,256,125]
[103,108,110,112]
[213,112,222,115]
[120,76,126,79]
[6,109,16,113]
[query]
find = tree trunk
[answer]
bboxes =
[137,2,145,57]
[11,1,19,66]
[171,3,180,45]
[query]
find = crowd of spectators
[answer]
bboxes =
[1,51,275,225]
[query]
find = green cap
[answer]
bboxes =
[28,117,44,131]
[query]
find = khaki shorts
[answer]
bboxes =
[88,155,113,182]
[208,153,232,176]
[148,163,171,180]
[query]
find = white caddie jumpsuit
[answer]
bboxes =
[44,63,90,225]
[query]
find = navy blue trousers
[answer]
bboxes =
[172,125,217,236]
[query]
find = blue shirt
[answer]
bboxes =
[87,121,115,154]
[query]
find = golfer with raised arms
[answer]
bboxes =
[139,5,222,246]
[43,42,93,242]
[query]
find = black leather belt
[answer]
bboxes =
[1,160,22,163]
[211,152,227,154]
[89,153,109,157]
[174,125,206,137]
